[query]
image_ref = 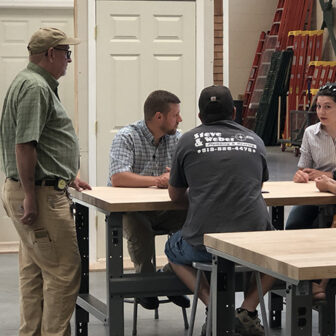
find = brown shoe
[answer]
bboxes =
[235,308,264,336]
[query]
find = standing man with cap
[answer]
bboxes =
[165,85,274,336]
[0,27,91,336]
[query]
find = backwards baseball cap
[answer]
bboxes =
[198,85,234,123]
[27,27,80,55]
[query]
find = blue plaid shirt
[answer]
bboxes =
[108,120,181,185]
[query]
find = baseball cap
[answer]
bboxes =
[198,85,234,123]
[27,27,80,55]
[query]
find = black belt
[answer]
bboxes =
[36,179,60,187]
[8,177,68,190]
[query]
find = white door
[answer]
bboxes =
[96,0,196,259]
[0,8,75,244]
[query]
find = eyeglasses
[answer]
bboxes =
[53,47,72,59]
[319,83,336,92]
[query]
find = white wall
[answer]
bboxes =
[317,1,336,61]
[224,0,278,99]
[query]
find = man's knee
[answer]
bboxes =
[123,212,153,240]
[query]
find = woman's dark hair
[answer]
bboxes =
[316,83,336,103]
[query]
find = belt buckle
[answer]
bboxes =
[56,178,67,191]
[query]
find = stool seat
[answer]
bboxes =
[192,261,212,272]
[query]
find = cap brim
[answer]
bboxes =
[58,37,80,45]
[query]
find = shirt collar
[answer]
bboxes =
[140,120,165,145]
[313,122,326,136]
[27,62,59,92]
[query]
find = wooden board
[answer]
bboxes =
[70,181,336,212]
[70,186,186,212]
[262,181,336,206]
[204,228,336,281]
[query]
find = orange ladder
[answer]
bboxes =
[242,32,267,127]
[283,31,324,139]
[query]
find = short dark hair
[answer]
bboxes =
[316,83,336,103]
[144,90,180,121]
[198,85,234,124]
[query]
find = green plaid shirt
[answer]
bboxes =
[0,62,79,181]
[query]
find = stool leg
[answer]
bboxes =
[132,299,138,336]
[206,273,212,336]
[153,235,159,320]
[182,307,189,330]
[255,271,270,336]
[188,269,202,336]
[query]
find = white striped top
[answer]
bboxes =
[298,122,336,171]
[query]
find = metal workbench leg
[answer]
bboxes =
[75,203,89,336]
[269,206,284,230]
[106,212,124,336]
[268,206,284,330]
[286,281,312,336]
[211,255,235,336]
[268,291,283,329]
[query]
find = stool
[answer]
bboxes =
[128,230,189,336]
[188,262,212,336]
[188,261,270,336]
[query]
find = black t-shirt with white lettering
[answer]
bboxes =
[170,120,272,247]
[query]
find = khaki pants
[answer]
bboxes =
[2,179,81,336]
[123,210,187,273]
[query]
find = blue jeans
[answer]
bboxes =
[165,230,212,266]
[286,205,319,230]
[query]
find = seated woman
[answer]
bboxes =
[314,174,336,302]
[286,83,336,302]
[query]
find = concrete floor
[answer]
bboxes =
[0,146,323,335]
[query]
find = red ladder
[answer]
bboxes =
[242,32,267,126]
[283,30,323,139]
[242,34,278,129]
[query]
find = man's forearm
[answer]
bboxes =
[15,142,37,194]
[111,171,158,187]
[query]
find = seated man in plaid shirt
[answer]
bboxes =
[108,90,190,310]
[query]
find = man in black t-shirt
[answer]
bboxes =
[165,85,274,336]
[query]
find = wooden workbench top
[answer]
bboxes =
[204,228,336,281]
[70,186,186,212]
[70,181,336,212]
[261,181,336,206]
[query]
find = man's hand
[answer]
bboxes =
[21,194,38,225]
[293,169,309,183]
[155,167,170,189]
[303,168,332,181]
[315,175,335,192]
[70,177,92,191]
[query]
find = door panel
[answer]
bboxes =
[96,0,196,259]
[0,8,74,244]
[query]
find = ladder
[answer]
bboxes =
[243,34,278,130]
[254,50,293,146]
[242,0,314,131]
[242,31,267,128]
[282,30,323,140]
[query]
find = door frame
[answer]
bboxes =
[75,0,214,264]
